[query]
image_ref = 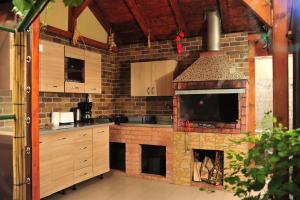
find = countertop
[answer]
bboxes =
[40,122,114,134]
[40,121,173,134]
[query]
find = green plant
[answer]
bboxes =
[12,0,83,17]
[225,118,300,200]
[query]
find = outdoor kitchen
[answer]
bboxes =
[0,0,297,200]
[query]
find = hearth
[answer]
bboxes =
[141,145,166,176]
[192,149,224,186]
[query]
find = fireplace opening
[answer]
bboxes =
[193,149,224,186]
[180,94,238,123]
[141,145,166,176]
[110,142,126,171]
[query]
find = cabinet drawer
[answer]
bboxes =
[74,129,92,143]
[73,140,92,155]
[74,156,92,170]
[85,85,101,94]
[74,166,92,184]
[52,132,74,146]
[65,82,85,93]
[93,126,109,133]
[40,176,53,199]
[52,172,74,193]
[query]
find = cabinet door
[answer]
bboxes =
[151,60,177,96]
[40,134,54,198]
[85,51,101,93]
[92,126,109,176]
[51,132,74,192]
[65,82,85,93]
[40,40,65,92]
[65,45,85,60]
[131,62,152,96]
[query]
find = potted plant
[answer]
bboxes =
[225,117,300,199]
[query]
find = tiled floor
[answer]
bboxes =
[44,172,239,200]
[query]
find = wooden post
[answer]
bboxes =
[272,0,289,127]
[13,31,26,200]
[31,17,40,200]
[248,40,256,135]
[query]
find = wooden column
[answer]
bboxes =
[272,0,289,127]
[31,17,40,200]
[248,40,256,135]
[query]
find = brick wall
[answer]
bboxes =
[39,34,115,126]
[110,125,173,182]
[39,32,248,126]
[114,32,249,116]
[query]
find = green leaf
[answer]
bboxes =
[63,0,83,7]
[12,0,33,17]
[269,155,280,163]
[236,154,243,161]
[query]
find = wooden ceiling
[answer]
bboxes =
[89,0,263,45]
[0,0,263,46]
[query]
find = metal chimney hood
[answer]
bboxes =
[175,88,246,95]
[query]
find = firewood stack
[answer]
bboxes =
[193,151,223,185]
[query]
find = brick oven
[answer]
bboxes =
[172,51,249,188]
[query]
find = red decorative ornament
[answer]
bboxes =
[175,30,185,55]
[178,31,185,38]
[177,43,183,54]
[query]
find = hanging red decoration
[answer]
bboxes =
[175,30,185,55]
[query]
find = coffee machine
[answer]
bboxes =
[78,102,92,122]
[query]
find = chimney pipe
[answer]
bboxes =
[206,10,221,51]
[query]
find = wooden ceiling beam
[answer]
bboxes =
[242,0,273,27]
[168,0,189,36]
[88,0,122,45]
[68,0,91,33]
[43,25,118,52]
[124,0,155,41]
[216,0,230,33]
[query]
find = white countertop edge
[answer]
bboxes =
[40,123,114,134]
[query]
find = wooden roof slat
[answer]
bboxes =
[242,0,273,27]
[168,0,189,36]
[216,0,230,33]
[124,0,155,41]
[69,0,91,33]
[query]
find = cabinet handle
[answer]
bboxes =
[81,133,87,136]
[147,87,150,95]
[80,172,88,177]
[52,85,58,88]
[81,146,88,150]
[39,141,43,144]
[91,88,96,91]
[151,87,154,95]
[58,137,66,141]
[98,131,105,134]
[72,86,79,89]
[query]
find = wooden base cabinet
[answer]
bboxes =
[40,135,54,198]
[40,126,110,198]
[92,127,110,176]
